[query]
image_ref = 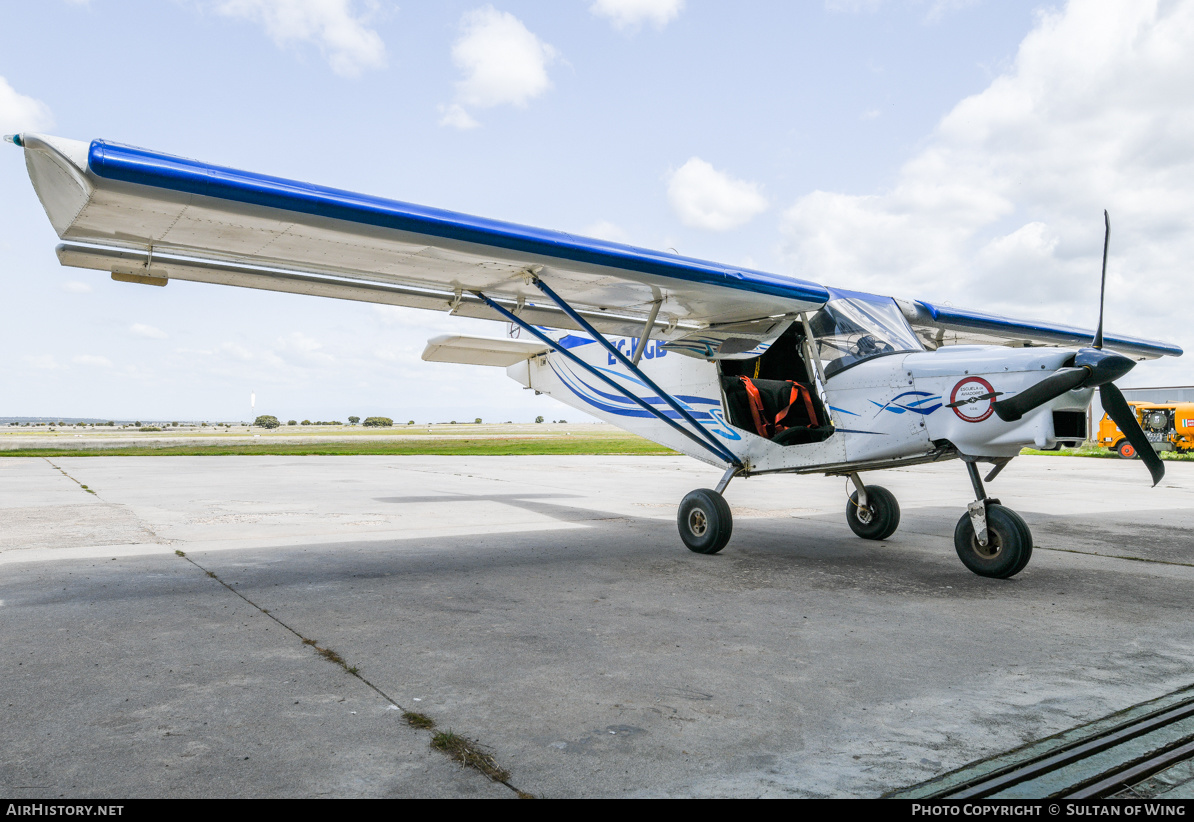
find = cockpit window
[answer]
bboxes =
[808,295,923,377]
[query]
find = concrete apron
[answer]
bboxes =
[1,454,1192,798]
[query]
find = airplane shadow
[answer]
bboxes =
[16,503,1192,611]
[373,492,630,525]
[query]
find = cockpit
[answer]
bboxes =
[717,289,923,444]
[807,291,924,377]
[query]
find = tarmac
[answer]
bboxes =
[1,454,1192,798]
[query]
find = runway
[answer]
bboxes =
[1,454,1191,797]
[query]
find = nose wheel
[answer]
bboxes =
[954,504,1033,578]
[954,460,1033,578]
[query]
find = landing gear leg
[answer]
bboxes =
[844,473,901,540]
[678,467,738,555]
[953,460,1033,578]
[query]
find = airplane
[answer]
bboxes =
[6,132,1183,579]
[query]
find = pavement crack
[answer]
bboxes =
[1037,545,1194,569]
[172,549,530,796]
[40,458,172,545]
[42,457,97,495]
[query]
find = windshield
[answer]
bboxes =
[809,295,923,377]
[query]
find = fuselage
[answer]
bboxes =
[509,331,1093,474]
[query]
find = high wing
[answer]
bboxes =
[9,133,1182,361]
[897,300,1181,361]
[14,133,827,342]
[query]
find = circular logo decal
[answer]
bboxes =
[950,377,997,423]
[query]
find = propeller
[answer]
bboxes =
[1101,382,1164,486]
[990,211,1164,485]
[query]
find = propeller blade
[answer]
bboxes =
[1094,210,1110,350]
[1101,382,1164,486]
[993,367,1089,422]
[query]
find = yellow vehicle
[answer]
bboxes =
[1098,401,1194,458]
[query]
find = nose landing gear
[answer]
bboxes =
[953,459,1033,578]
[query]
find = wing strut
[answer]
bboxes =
[475,289,742,468]
[531,278,743,466]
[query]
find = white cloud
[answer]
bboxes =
[25,354,60,370]
[73,355,113,368]
[590,0,685,31]
[275,331,334,364]
[215,0,387,77]
[824,0,884,12]
[782,0,1194,368]
[923,0,981,22]
[130,323,168,340]
[62,281,92,294]
[825,0,979,21]
[442,6,558,128]
[438,103,480,130]
[0,76,53,134]
[582,220,630,243]
[667,158,769,231]
[216,342,255,361]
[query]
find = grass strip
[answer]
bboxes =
[0,436,676,458]
[431,730,511,782]
[1022,444,1194,461]
[403,712,436,730]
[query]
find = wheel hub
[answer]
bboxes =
[688,508,708,537]
[973,530,1003,559]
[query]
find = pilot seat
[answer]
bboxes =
[719,325,834,446]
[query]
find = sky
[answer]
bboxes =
[1,0,1190,423]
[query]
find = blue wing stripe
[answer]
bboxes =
[87,140,831,308]
[917,301,1182,359]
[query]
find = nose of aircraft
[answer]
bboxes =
[991,347,1162,485]
[993,348,1136,424]
[1073,347,1135,386]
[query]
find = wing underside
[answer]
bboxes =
[17,134,829,340]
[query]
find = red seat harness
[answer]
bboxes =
[738,377,820,439]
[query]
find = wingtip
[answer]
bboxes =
[3,134,20,146]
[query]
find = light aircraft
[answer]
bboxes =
[7,133,1182,578]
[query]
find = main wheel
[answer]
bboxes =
[953,504,1032,578]
[1000,506,1034,576]
[1117,441,1138,459]
[846,484,900,541]
[678,489,733,555]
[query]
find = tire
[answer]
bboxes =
[953,504,1031,579]
[678,489,733,555]
[1000,507,1035,576]
[1117,441,1138,459]
[845,485,900,541]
